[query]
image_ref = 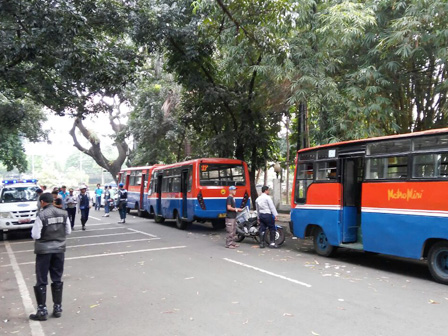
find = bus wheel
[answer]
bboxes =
[154,215,165,224]
[211,220,225,230]
[176,213,188,230]
[428,241,448,284]
[313,227,337,257]
[137,207,146,217]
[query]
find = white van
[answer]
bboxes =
[0,179,39,236]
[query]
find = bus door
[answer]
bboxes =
[139,173,146,211]
[181,169,189,218]
[156,173,163,216]
[340,156,363,243]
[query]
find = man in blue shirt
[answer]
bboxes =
[94,184,103,211]
[58,186,69,210]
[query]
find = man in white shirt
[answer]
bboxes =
[255,186,279,248]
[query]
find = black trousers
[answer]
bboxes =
[67,208,76,228]
[80,208,90,226]
[35,253,65,286]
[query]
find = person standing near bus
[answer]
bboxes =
[94,184,103,211]
[29,193,71,321]
[65,188,77,229]
[225,186,242,248]
[256,186,279,248]
[117,183,128,223]
[102,185,111,217]
[77,186,91,231]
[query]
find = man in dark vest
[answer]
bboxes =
[29,193,71,321]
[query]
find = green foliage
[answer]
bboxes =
[0,96,47,171]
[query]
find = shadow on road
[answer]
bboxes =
[289,238,432,282]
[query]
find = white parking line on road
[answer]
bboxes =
[126,228,158,238]
[5,232,139,246]
[88,216,102,221]
[4,238,161,254]
[4,241,45,336]
[223,258,312,288]
[2,246,187,267]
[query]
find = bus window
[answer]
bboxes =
[294,162,314,204]
[413,134,448,151]
[368,139,411,155]
[172,177,181,192]
[200,164,246,186]
[316,161,338,181]
[366,156,408,179]
[413,153,448,178]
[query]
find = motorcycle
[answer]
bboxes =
[234,207,285,246]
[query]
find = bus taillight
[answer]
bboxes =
[197,191,206,210]
[241,191,249,208]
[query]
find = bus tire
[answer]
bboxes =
[154,215,165,224]
[176,212,188,230]
[137,207,145,217]
[265,227,286,246]
[428,241,448,284]
[211,219,225,230]
[313,227,337,257]
[0,230,4,241]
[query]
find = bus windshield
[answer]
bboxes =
[200,164,246,186]
[1,186,39,203]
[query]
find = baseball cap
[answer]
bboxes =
[80,185,87,189]
[229,186,237,190]
[119,183,124,187]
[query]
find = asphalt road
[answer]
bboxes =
[1,210,447,336]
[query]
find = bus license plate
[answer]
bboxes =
[218,213,226,218]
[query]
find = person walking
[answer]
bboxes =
[117,183,128,223]
[102,185,111,217]
[65,188,77,229]
[29,193,71,321]
[51,190,63,209]
[58,186,69,210]
[77,185,91,231]
[225,186,242,248]
[94,184,103,211]
[255,186,279,248]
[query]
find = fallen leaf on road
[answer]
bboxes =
[242,319,249,324]
[184,277,194,280]
[338,299,345,302]
[283,313,294,317]
[90,304,99,308]
[232,301,239,304]
[311,331,320,336]
[429,300,440,304]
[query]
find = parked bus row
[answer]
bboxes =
[117,158,251,230]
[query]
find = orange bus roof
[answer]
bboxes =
[152,158,246,170]
[298,127,448,153]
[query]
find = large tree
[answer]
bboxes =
[132,0,299,203]
[0,0,139,172]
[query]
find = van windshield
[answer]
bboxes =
[1,186,39,203]
[200,164,246,186]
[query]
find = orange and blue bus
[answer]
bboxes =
[147,158,251,230]
[117,165,161,217]
[290,128,448,284]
